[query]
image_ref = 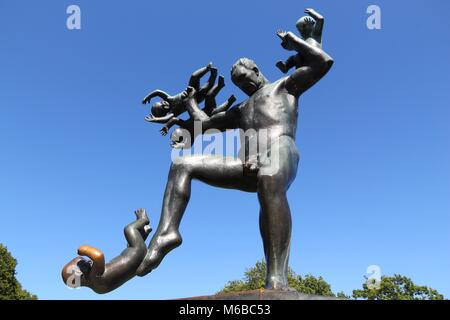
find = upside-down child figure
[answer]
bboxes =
[61,208,151,294]
[276,8,325,74]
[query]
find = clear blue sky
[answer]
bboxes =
[1,0,449,299]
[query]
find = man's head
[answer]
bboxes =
[231,58,268,96]
[151,100,170,117]
[296,16,315,39]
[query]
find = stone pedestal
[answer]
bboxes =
[180,289,342,300]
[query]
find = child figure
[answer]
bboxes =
[276,8,324,74]
[158,77,236,136]
[169,86,236,149]
[61,209,151,294]
[142,63,217,130]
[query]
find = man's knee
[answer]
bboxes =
[257,174,288,195]
[170,156,194,175]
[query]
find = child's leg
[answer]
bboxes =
[212,95,236,115]
[188,62,212,91]
[276,55,297,74]
[285,55,298,70]
[124,209,151,249]
[197,67,218,102]
[203,75,225,115]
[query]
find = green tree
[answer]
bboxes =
[220,261,446,300]
[352,274,444,300]
[0,244,37,300]
[220,260,338,297]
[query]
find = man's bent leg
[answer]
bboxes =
[136,155,255,276]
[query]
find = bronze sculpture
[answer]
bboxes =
[62,209,151,293]
[62,8,334,294]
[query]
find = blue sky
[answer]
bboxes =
[0,0,449,299]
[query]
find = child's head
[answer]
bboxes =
[61,256,92,289]
[296,16,316,39]
[151,100,170,117]
[61,245,105,292]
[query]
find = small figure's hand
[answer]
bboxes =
[304,8,313,15]
[185,86,196,98]
[160,127,169,136]
[171,141,185,149]
[142,94,152,105]
[277,30,294,50]
[206,62,213,70]
[276,29,288,40]
[145,115,156,122]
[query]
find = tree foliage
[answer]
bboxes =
[220,260,338,297]
[352,274,444,300]
[0,244,37,300]
[221,260,445,300]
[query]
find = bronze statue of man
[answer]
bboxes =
[136,25,334,290]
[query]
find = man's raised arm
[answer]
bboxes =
[278,31,333,97]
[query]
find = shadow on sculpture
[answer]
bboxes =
[62,8,333,295]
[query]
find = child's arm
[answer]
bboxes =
[77,245,105,276]
[145,113,175,123]
[212,95,236,115]
[305,8,324,44]
[160,118,186,136]
[142,90,170,104]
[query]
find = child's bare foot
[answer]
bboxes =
[217,75,225,88]
[228,94,237,104]
[134,208,149,223]
[276,61,288,74]
[210,67,218,78]
[143,225,152,236]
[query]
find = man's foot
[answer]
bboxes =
[136,230,182,276]
[265,275,291,291]
[276,61,288,74]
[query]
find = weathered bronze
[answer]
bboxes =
[62,8,334,294]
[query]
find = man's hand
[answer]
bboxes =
[277,30,294,51]
[276,29,288,41]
